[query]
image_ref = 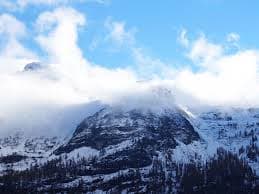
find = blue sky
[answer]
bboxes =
[2,0,259,70]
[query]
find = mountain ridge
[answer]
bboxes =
[0,104,258,193]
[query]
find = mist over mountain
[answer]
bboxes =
[0,1,259,193]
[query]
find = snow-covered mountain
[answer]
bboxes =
[0,131,63,172]
[23,62,43,72]
[0,104,258,193]
[55,106,200,155]
[190,107,259,172]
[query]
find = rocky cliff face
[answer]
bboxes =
[55,106,200,172]
[58,107,199,150]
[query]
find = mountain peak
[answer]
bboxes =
[23,62,42,72]
[55,105,200,154]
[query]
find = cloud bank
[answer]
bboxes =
[174,29,259,107]
[0,8,259,136]
[0,8,137,136]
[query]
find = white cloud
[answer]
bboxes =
[18,0,69,7]
[104,18,136,47]
[0,0,110,10]
[0,9,138,136]
[34,8,140,105]
[174,41,259,106]
[154,29,259,107]
[36,7,87,67]
[178,28,189,48]
[226,32,240,43]
[0,13,25,37]
[0,0,17,10]
[132,47,176,79]
[177,30,224,67]
[188,34,223,67]
[0,14,37,73]
[104,18,175,79]
[226,32,240,51]
[89,37,100,51]
[0,0,68,10]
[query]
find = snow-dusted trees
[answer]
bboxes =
[0,148,257,193]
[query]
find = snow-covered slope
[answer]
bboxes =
[191,107,259,172]
[165,106,258,173]
[55,106,200,164]
[0,104,258,193]
[0,131,63,172]
[0,105,200,175]
[1,106,258,172]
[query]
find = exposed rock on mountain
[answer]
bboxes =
[23,62,42,72]
[56,106,199,152]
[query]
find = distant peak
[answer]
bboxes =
[23,62,42,72]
